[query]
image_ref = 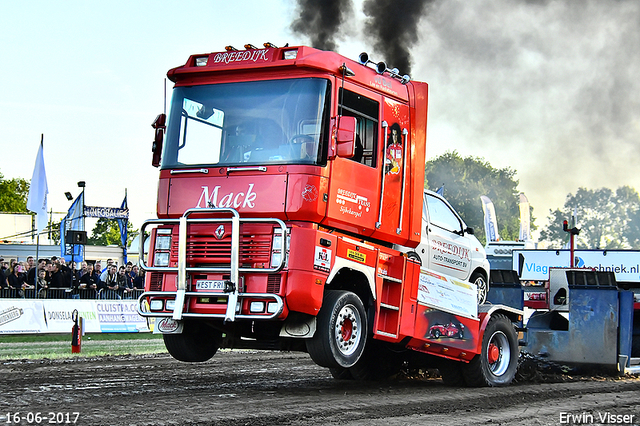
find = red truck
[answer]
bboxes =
[138,44,522,386]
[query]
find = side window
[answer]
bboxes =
[426,195,462,234]
[338,88,378,167]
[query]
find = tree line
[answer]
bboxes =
[424,151,640,249]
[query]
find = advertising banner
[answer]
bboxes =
[0,300,150,334]
[513,249,640,282]
[84,206,129,219]
[417,269,478,320]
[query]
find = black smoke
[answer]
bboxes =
[363,0,435,75]
[290,0,354,51]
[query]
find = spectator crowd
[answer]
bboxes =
[0,256,145,299]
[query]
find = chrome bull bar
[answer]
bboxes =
[138,207,287,322]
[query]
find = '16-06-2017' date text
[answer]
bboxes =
[4,412,80,424]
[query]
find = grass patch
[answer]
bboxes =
[0,333,167,360]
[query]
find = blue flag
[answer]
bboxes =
[61,192,84,262]
[116,192,128,264]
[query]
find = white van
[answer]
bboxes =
[398,190,490,304]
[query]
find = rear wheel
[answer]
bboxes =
[463,314,518,386]
[306,290,367,369]
[163,321,222,362]
[471,272,488,305]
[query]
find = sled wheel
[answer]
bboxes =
[471,272,488,305]
[464,314,518,386]
[163,321,221,362]
[306,290,367,368]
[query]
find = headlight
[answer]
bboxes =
[155,252,170,267]
[283,49,298,60]
[250,301,265,313]
[156,235,171,250]
[149,299,164,311]
[165,299,176,311]
[267,302,279,314]
[270,252,282,268]
[271,228,290,268]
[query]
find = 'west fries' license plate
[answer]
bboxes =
[195,280,225,291]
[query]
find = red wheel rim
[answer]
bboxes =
[488,343,500,364]
[341,318,353,341]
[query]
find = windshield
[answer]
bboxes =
[161,78,330,168]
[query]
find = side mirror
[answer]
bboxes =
[336,116,356,158]
[465,227,474,235]
[151,114,166,168]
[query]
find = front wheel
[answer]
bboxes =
[463,314,518,386]
[306,290,367,369]
[471,272,488,305]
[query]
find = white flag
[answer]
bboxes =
[480,195,500,242]
[518,193,531,241]
[26,139,49,233]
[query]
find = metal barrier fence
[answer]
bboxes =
[0,288,145,300]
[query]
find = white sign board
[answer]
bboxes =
[513,249,640,282]
[0,300,150,334]
[417,269,478,320]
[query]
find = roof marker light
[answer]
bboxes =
[283,50,298,60]
[263,42,278,48]
[225,45,238,51]
[244,44,259,50]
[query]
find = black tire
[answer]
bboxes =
[432,329,441,339]
[163,321,221,362]
[329,367,354,380]
[632,335,640,357]
[349,340,403,381]
[306,290,367,369]
[463,314,518,387]
[439,359,466,386]
[471,272,488,305]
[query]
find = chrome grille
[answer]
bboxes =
[170,228,272,267]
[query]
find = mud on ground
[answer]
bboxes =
[1,351,639,426]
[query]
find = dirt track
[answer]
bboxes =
[1,350,639,426]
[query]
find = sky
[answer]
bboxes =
[1,0,639,240]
